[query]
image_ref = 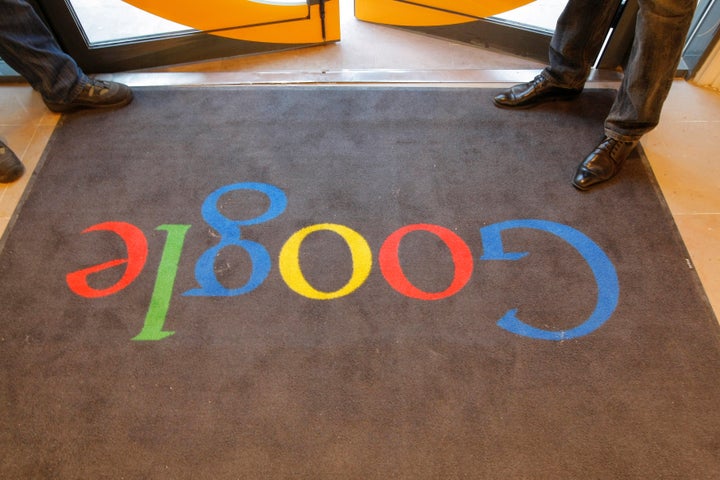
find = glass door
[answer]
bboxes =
[684,0,720,74]
[493,0,566,32]
[355,0,631,68]
[31,0,340,72]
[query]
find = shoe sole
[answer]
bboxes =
[571,180,592,191]
[492,93,582,110]
[45,92,134,113]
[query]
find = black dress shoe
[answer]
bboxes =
[572,136,638,191]
[0,141,24,184]
[493,73,583,109]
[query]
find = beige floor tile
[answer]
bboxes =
[673,214,720,316]
[0,123,57,218]
[644,120,720,215]
[0,84,59,126]
[662,80,720,121]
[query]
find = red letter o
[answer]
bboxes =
[379,224,473,300]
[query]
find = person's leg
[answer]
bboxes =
[0,0,132,111]
[545,0,624,88]
[573,0,696,190]
[0,0,87,104]
[494,0,622,108]
[603,0,696,141]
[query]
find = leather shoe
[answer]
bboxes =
[572,136,638,191]
[0,141,24,184]
[493,73,583,109]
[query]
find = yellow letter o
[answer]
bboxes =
[279,223,372,299]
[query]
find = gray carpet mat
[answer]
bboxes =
[1,86,718,478]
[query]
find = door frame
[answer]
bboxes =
[29,0,330,73]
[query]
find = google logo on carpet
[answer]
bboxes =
[66,182,619,342]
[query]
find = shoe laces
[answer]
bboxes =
[602,137,634,163]
[83,79,111,97]
[606,137,622,154]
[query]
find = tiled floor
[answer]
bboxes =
[1,1,719,318]
[0,86,59,233]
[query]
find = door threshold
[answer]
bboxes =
[99,69,623,88]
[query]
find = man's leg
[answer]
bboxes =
[573,0,696,190]
[604,0,696,140]
[494,0,621,108]
[0,0,132,111]
[0,0,86,103]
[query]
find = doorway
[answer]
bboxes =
[355,0,635,69]
[29,0,340,72]
[2,0,711,75]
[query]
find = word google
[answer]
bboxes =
[66,182,619,342]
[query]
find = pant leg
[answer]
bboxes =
[0,0,87,103]
[604,0,696,140]
[544,0,623,88]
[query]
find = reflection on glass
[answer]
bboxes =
[69,0,193,45]
[493,0,567,32]
[683,0,720,70]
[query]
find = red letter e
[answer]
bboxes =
[66,221,148,298]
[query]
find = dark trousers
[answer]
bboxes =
[544,0,696,140]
